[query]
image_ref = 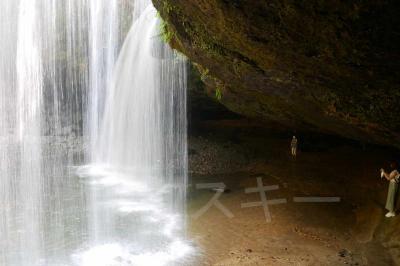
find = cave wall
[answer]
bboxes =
[152,0,400,148]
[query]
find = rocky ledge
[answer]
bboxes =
[153,0,400,148]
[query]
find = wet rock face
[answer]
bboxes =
[152,0,400,147]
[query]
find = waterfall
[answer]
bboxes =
[87,0,120,161]
[0,0,191,265]
[15,0,44,264]
[78,0,192,264]
[1,0,89,264]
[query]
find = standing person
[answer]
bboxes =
[380,162,400,218]
[291,136,298,157]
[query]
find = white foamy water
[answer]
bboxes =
[79,1,191,264]
[0,0,192,265]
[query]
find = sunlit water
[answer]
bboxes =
[0,0,192,265]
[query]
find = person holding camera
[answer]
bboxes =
[380,162,400,218]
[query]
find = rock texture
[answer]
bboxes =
[152,0,400,147]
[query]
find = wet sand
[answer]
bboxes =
[187,120,399,265]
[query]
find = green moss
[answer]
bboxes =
[200,68,209,81]
[169,10,225,58]
[215,82,224,101]
[215,88,222,101]
[162,1,173,14]
[197,40,225,57]
[158,18,175,43]
[215,89,222,101]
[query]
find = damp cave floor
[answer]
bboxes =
[186,119,399,266]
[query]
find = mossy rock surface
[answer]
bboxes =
[153,0,400,148]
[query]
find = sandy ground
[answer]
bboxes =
[186,120,399,265]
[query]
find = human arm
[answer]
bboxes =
[380,169,399,181]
